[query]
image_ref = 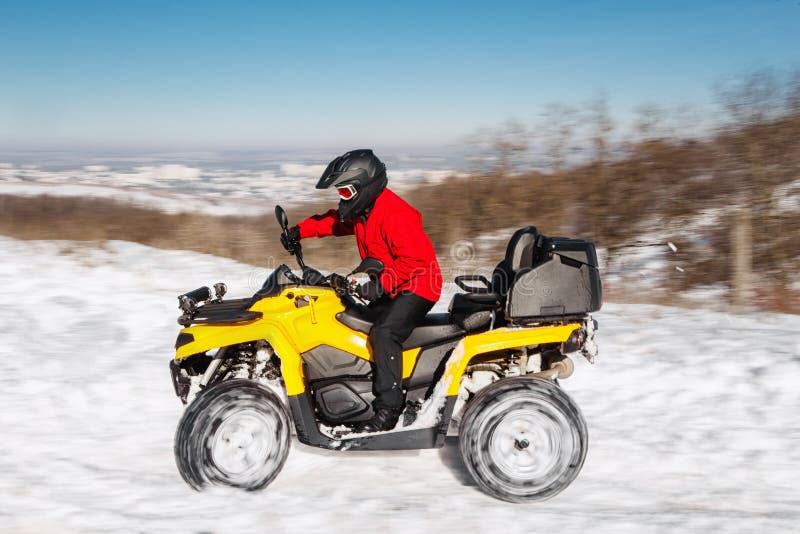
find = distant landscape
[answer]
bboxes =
[2,72,799,312]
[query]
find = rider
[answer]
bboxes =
[280,149,442,432]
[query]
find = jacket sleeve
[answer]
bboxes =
[297,209,355,238]
[378,209,437,296]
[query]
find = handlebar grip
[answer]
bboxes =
[329,273,349,295]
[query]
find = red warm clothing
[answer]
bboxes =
[297,188,442,302]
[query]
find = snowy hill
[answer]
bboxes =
[0,158,460,216]
[1,237,798,533]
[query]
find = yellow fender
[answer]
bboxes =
[175,321,307,395]
[443,323,581,396]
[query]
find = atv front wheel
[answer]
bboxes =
[174,379,291,491]
[459,377,588,503]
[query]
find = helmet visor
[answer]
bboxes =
[337,184,358,200]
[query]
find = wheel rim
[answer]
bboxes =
[485,399,576,493]
[209,408,281,484]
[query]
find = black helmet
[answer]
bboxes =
[316,149,388,220]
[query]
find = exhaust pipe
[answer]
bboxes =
[530,355,574,380]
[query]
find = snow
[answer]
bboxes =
[681,284,731,310]
[0,160,460,216]
[600,209,725,297]
[602,235,675,291]
[772,178,800,213]
[0,181,275,216]
[1,237,799,533]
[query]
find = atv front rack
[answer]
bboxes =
[178,297,262,326]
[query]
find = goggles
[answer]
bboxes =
[337,184,358,200]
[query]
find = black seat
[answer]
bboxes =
[449,293,496,331]
[336,305,465,350]
[403,313,465,348]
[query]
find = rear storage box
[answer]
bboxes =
[506,237,602,320]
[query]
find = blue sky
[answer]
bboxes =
[1,0,798,153]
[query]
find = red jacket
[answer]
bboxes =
[297,188,442,302]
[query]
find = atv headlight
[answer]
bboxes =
[178,295,197,314]
[213,282,227,300]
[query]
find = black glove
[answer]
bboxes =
[329,274,350,295]
[357,280,383,302]
[280,226,301,254]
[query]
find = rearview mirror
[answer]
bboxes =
[275,205,289,230]
[350,257,384,278]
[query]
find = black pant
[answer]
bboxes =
[367,292,435,411]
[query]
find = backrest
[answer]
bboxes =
[490,226,540,297]
[508,226,538,271]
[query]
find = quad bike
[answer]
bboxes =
[170,206,602,503]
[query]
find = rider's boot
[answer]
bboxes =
[351,407,400,433]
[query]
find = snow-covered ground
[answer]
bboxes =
[1,237,798,533]
[0,157,461,215]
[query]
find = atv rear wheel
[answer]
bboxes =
[175,379,291,491]
[459,377,588,503]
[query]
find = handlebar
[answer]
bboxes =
[327,273,360,297]
[274,205,369,300]
[282,265,359,295]
[275,204,306,270]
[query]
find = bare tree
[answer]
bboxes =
[463,126,497,176]
[492,119,529,176]
[716,67,782,126]
[586,91,614,166]
[633,103,666,140]
[463,120,528,177]
[787,69,800,116]
[579,92,616,241]
[538,103,577,173]
[714,68,796,309]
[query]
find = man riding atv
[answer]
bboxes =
[280,149,442,433]
[172,151,601,499]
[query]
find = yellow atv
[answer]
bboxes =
[170,206,602,503]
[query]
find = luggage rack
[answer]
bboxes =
[178,297,262,326]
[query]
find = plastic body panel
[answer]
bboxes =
[443,323,581,396]
[174,286,422,395]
